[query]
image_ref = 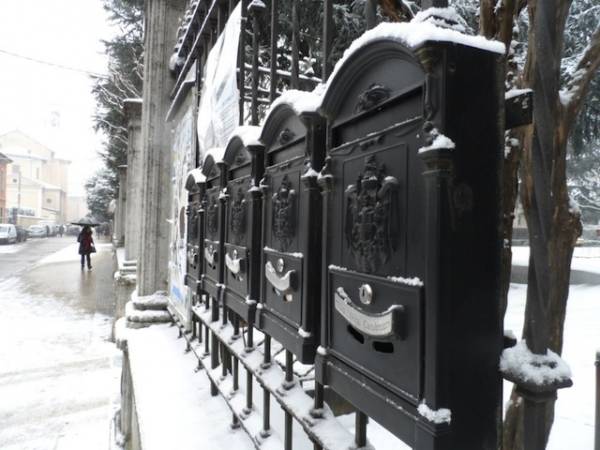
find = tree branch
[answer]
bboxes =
[562,25,600,130]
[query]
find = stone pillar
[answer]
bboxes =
[116,165,128,247]
[137,0,186,295]
[124,99,143,262]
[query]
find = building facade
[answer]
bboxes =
[0,130,70,223]
[0,152,11,223]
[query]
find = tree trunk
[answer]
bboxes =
[501,1,583,445]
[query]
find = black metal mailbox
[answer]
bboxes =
[258,101,325,363]
[316,39,504,450]
[200,151,226,304]
[221,127,264,324]
[184,169,206,305]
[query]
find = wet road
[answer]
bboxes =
[0,237,121,450]
[0,237,75,280]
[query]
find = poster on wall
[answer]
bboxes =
[196,3,241,155]
[168,106,193,318]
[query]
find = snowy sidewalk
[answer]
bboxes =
[0,240,121,450]
[124,324,254,450]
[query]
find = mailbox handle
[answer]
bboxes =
[334,287,405,339]
[188,247,199,268]
[226,252,245,276]
[265,260,297,295]
[204,246,218,266]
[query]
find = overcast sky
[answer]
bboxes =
[0,0,114,196]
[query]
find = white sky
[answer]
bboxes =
[0,0,115,196]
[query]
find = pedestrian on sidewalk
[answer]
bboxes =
[77,225,95,270]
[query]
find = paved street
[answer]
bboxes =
[0,237,121,450]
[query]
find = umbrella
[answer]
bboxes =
[70,217,100,227]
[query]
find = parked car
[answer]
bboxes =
[0,224,17,244]
[28,225,48,238]
[15,226,28,242]
[38,221,57,237]
[66,225,80,236]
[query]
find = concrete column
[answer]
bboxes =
[124,99,143,262]
[116,165,128,247]
[137,0,186,295]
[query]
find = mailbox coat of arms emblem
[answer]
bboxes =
[345,155,400,273]
[230,188,247,244]
[272,175,296,252]
[207,196,219,236]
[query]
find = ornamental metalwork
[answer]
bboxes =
[272,175,296,252]
[345,155,400,273]
[355,83,391,113]
[230,188,247,244]
[207,196,219,236]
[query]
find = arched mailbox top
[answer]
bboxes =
[223,125,263,170]
[260,102,307,151]
[320,39,426,124]
[201,148,225,180]
[185,168,206,192]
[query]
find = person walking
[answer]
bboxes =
[77,226,95,270]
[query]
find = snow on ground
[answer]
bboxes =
[504,282,600,450]
[0,242,29,254]
[37,242,112,265]
[126,324,255,450]
[512,245,600,274]
[0,246,120,450]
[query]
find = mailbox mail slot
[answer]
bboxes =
[184,169,206,303]
[258,100,325,363]
[200,151,225,302]
[316,38,504,448]
[221,127,264,324]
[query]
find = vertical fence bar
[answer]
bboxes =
[284,350,294,450]
[355,411,368,448]
[204,321,210,355]
[197,316,203,343]
[285,350,294,387]
[312,382,324,450]
[238,0,248,125]
[365,0,377,30]
[261,335,272,437]
[290,0,299,89]
[217,0,227,32]
[269,0,279,102]
[210,296,220,396]
[596,350,600,450]
[244,323,254,415]
[191,316,197,340]
[322,0,333,81]
[231,315,240,427]
[250,2,261,125]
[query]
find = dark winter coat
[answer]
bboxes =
[77,229,95,255]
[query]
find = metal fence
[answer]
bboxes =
[166,1,525,450]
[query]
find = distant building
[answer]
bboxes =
[0,130,70,223]
[0,152,12,222]
[66,195,89,222]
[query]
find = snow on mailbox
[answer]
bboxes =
[221,126,264,325]
[258,92,325,364]
[315,22,505,450]
[184,168,206,304]
[200,149,226,310]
